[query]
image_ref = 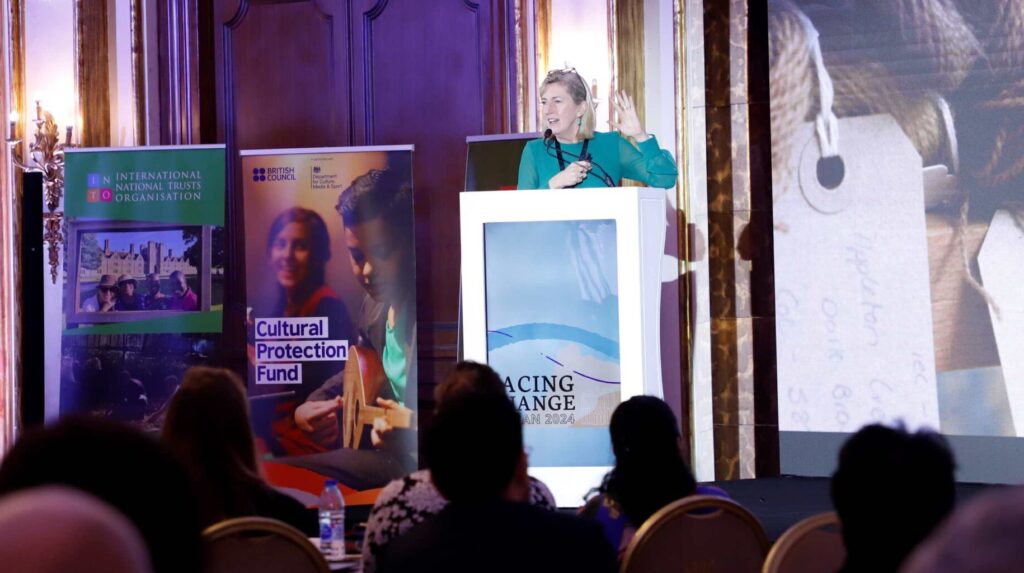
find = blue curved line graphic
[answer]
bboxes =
[486,323,619,360]
[573,370,619,385]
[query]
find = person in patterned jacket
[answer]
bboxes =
[361,362,556,573]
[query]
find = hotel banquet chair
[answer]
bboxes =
[762,512,845,573]
[203,516,331,573]
[621,495,771,573]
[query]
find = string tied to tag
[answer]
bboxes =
[928,91,1003,319]
[796,11,839,160]
[931,92,959,175]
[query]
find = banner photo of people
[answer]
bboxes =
[241,146,417,497]
[485,219,620,468]
[61,145,225,424]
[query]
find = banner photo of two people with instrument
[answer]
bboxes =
[241,147,417,496]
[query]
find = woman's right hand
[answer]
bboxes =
[549,160,591,189]
[294,396,343,447]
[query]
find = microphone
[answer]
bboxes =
[543,138,616,187]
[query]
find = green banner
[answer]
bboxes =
[63,311,224,336]
[65,146,225,225]
[57,145,226,428]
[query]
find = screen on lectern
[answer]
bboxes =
[461,187,665,505]
[484,219,620,468]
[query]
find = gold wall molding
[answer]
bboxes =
[702,0,778,480]
[611,0,645,124]
[8,0,21,139]
[674,0,695,462]
[609,0,646,189]
[131,0,147,144]
[1,0,24,454]
[76,0,111,147]
[704,0,745,480]
[514,0,525,132]
[533,0,550,128]
[514,0,536,132]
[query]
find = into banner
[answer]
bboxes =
[240,146,418,493]
[60,145,226,423]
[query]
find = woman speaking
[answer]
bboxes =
[517,68,678,190]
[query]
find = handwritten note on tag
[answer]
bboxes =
[775,114,940,433]
[978,209,1024,436]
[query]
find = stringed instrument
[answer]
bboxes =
[341,345,414,448]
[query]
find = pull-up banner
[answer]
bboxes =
[240,146,418,494]
[60,145,225,422]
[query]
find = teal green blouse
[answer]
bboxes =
[516,131,678,190]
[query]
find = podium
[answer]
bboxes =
[460,187,667,506]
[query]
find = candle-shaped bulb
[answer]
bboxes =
[8,111,17,123]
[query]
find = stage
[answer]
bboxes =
[708,476,997,540]
[337,475,998,541]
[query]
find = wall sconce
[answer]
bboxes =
[7,101,75,285]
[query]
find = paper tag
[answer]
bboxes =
[775,114,940,432]
[977,209,1024,436]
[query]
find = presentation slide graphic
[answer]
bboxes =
[769,0,1024,441]
[485,219,620,467]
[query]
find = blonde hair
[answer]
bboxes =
[540,69,596,140]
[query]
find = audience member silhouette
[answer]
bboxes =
[901,485,1024,573]
[112,369,149,421]
[162,366,318,535]
[376,365,617,573]
[362,362,556,573]
[582,395,722,555]
[831,424,956,573]
[0,416,204,573]
[0,486,153,573]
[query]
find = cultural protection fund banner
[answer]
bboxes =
[241,147,417,491]
[60,145,225,423]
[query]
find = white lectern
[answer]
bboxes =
[460,187,667,506]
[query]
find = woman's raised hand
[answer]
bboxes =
[609,90,650,142]
[548,160,592,189]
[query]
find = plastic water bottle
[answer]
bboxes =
[318,479,345,559]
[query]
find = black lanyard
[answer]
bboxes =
[554,138,589,171]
